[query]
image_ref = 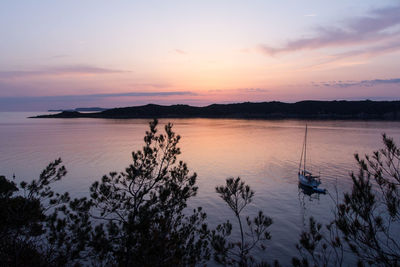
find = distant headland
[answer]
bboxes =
[32,100,400,120]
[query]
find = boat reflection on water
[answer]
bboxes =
[298,182,327,227]
[298,182,326,197]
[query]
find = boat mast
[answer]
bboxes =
[304,124,307,172]
[298,138,304,172]
[299,125,307,173]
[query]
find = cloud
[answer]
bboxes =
[0,65,127,79]
[49,54,69,59]
[259,4,400,55]
[0,91,197,111]
[240,88,269,93]
[173,49,187,55]
[88,91,197,97]
[129,82,169,89]
[313,78,400,88]
[331,38,400,59]
[208,89,223,93]
[207,88,269,94]
[0,91,196,101]
[301,38,400,71]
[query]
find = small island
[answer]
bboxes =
[32,100,400,120]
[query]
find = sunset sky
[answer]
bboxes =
[1,0,400,111]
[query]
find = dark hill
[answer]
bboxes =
[32,100,400,120]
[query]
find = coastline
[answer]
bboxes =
[30,100,400,121]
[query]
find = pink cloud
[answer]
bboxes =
[0,65,127,79]
[259,4,400,56]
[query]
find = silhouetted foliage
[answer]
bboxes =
[0,159,71,266]
[211,177,274,266]
[85,119,210,266]
[293,134,400,266]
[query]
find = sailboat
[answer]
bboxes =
[298,125,326,193]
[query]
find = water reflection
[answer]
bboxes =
[1,113,400,265]
[298,182,326,198]
[298,183,325,227]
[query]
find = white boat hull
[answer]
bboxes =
[298,173,321,188]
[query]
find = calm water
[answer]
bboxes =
[1,112,400,264]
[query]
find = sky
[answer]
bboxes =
[0,0,400,111]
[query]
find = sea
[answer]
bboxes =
[1,111,400,265]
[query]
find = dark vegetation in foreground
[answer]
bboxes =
[34,100,400,120]
[1,119,400,266]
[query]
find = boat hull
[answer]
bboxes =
[298,173,321,188]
